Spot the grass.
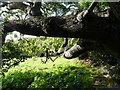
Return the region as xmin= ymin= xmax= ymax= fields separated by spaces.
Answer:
xmin=2 ymin=57 xmax=96 ymax=89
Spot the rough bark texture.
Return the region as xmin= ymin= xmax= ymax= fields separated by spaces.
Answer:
xmin=3 ymin=2 xmax=120 ymax=58
xmin=108 ymin=2 xmax=120 ymax=22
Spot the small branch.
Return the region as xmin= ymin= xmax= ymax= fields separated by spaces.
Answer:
xmin=83 ymin=0 xmax=98 ymax=17
xmin=77 ymin=0 xmax=98 ymax=21
xmin=57 ymin=38 xmax=68 ymax=55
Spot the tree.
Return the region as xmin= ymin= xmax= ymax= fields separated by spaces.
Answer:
xmin=2 ymin=1 xmax=120 ymax=58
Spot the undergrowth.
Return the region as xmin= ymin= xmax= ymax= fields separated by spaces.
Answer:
xmin=2 ymin=57 xmax=96 ymax=90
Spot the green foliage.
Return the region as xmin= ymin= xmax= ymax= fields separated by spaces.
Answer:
xmin=42 ymin=2 xmax=79 ymax=16
xmin=97 ymin=2 xmax=109 ymax=11
xmin=2 ymin=38 xmax=42 ymax=59
xmin=79 ymin=2 xmax=91 ymax=9
xmin=2 ymin=37 xmax=76 ymax=73
xmin=79 ymin=2 xmax=108 ymax=11
xmin=2 ymin=37 xmax=41 ymax=72
xmin=2 ymin=37 xmax=76 ymax=59
xmin=2 ymin=38 xmax=42 ymax=72
xmin=40 ymin=37 xmax=64 ymax=53
xmin=0 ymin=75 xmax=2 ymax=90
xmin=108 ymin=66 xmax=120 ymax=85
xmin=2 ymin=58 xmax=96 ymax=89
xmin=42 ymin=37 xmax=77 ymax=52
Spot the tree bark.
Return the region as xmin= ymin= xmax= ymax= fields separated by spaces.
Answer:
xmin=3 ymin=2 xmax=120 ymax=58
xmin=4 ymin=15 xmax=113 ymax=40
xmin=108 ymin=2 xmax=120 ymax=22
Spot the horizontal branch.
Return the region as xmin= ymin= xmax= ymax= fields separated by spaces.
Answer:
xmin=4 ymin=14 xmax=112 ymax=41
xmin=4 ymin=12 xmax=120 ymax=58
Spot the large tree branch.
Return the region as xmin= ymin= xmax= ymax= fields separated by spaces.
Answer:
xmin=4 ymin=15 xmax=112 ymax=40
xmin=3 ymin=11 xmax=120 ymax=58
xmin=2 ymin=2 xmax=120 ymax=59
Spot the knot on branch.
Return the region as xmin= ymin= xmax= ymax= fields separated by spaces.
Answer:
xmin=42 ymin=17 xmax=66 ymax=34
xmin=46 ymin=17 xmax=66 ymax=26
